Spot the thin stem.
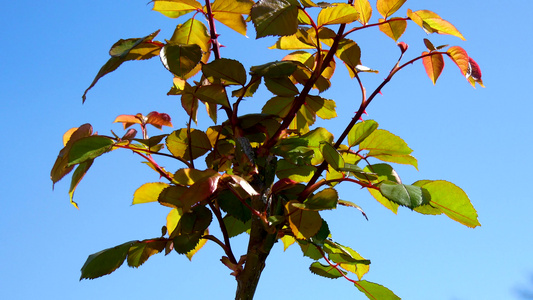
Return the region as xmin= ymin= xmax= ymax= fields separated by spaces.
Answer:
xmin=135 ymin=151 xmax=173 ymax=182
xmin=114 ymin=143 xmax=194 ymax=168
xmin=208 ymin=201 xmax=237 ymax=264
xmin=342 ymin=17 xmax=410 ymax=38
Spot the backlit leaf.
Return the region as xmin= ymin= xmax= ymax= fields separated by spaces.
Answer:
xmin=173 ymin=205 xmax=212 ymax=253
xmin=336 ymin=39 xmax=361 ymax=74
xmin=359 ymin=129 xmax=417 ymax=168
xmin=317 ymin=3 xmax=359 ymax=26
xmin=174 ymin=168 xmax=219 ymax=186
xmin=186 ymin=229 xmax=209 ymax=260
xmin=68 ymin=159 xmax=94 ymax=209
xmin=166 ymin=208 xmax=183 ymax=236
xmin=133 ymin=182 xmax=170 ymax=205
xmin=338 ymin=199 xmax=368 ymax=221
xmin=447 ymin=46 xmax=469 ymax=76
xmin=379 ymin=181 xmax=430 ymax=209
xmin=285 ymin=200 xmax=323 ymax=239
xmin=268 ymin=28 xmax=317 ymax=50
xmin=82 ymin=30 xmax=161 ymax=102
xmin=51 ymin=124 xmax=93 ymax=185
xmin=80 ymin=241 xmax=135 ymax=280
xmin=355 ymin=280 xmax=401 ymax=300
xmin=378 ymin=18 xmax=407 ymax=41
xmin=416 ymin=180 xmax=480 ymax=227
xmin=321 ymin=143 xmax=345 ymax=171
xmin=202 ymin=58 xmax=247 ymax=85
xmin=160 ymin=43 xmax=203 ymax=78
xmin=251 ymin=60 xmax=298 ymax=78
xmin=467 ymin=57 xmax=484 ymax=88
xmin=407 ymin=9 xmax=465 ymax=40
xmin=195 ymin=84 xmax=230 ymax=108
xmin=294 ymin=188 xmax=338 ymax=210
xmin=376 ymin=0 xmax=406 ymax=19
xmin=251 ymin=0 xmax=299 ymax=38
xmin=368 ymin=188 xmax=399 ymax=213
xmin=223 ymin=215 xmax=251 ymax=238
xmin=309 ymin=262 xmax=345 ymax=279
xmin=158 ymin=185 xmax=188 ymax=208
xmin=212 ymin=0 xmax=254 ymax=36
xmin=276 ymin=159 xmax=316 ymax=183
xmin=166 ymin=128 xmax=212 ymax=160
xmin=353 ymin=0 xmax=372 ymax=25
xmin=264 ymin=77 xmax=300 ymax=96
xmin=127 ymin=239 xmax=166 ymax=268
xmin=348 ymin=119 xmax=378 ymax=147
xmin=305 ymin=95 xmax=337 ymax=120
xmin=68 ymin=136 xmax=114 ymax=166
xmin=152 ymin=0 xmax=203 ymax=18
xmin=179 ymin=173 xmax=221 ymax=211
xmin=422 ymin=51 xmax=445 ymax=85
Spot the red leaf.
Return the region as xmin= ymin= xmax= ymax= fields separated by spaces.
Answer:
xmin=147 ymin=111 xmax=173 ymax=129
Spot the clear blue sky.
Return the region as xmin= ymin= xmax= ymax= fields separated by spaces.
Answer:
xmin=2 ymin=1 xmax=532 ymax=299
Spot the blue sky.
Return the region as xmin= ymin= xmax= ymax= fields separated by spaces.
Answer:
xmin=2 ymin=0 xmax=533 ymax=299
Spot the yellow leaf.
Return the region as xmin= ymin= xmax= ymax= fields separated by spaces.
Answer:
xmin=174 ymin=168 xmax=219 ymax=186
xmin=285 ymin=201 xmax=323 ymax=239
xmin=407 ymin=9 xmax=465 ymax=40
xmin=368 ymin=188 xmax=399 ymax=214
xmin=376 ymin=0 xmax=406 ymax=19
xmin=378 ymin=17 xmax=407 ymax=42
xmin=317 ymin=3 xmax=359 ymax=27
xmin=186 ymin=229 xmax=209 ymax=260
xmin=166 ymin=208 xmax=183 ymax=236
xmin=281 ymin=235 xmax=296 ymax=251
xmin=152 ymin=0 xmax=203 ymax=18
xmin=133 ymin=182 xmax=170 ymax=205
xmin=212 ymin=0 xmax=254 ymax=36
xmin=353 ymin=0 xmax=372 ymax=25
xmin=447 ymin=46 xmax=469 ymax=76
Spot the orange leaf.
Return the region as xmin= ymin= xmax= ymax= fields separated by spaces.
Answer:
xmin=422 ymin=51 xmax=444 ymax=85
xmin=114 ymin=114 xmax=143 ymax=129
xmin=447 ymin=46 xmax=469 ymax=76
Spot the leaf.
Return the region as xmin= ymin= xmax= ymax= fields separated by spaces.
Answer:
xmin=285 ymin=200 xmax=323 ymax=239
xmin=152 ymin=0 xmax=203 ymax=18
xmin=415 ymin=180 xmax=480 ymax=227
xmin=317 ymin=3 xmax=359 ymax=26
xmin=355 ymin=280 xmax=401 ymax=300
xmin=321 ymin=143 xmax=344 ymax=171
xmin=80 ymin=241 xmax=135 ymax=280
xmin=195 ymin=84 xmax=230 ymax=108
xmin=179 ymin=173 xmax=221 ymax=211
xmin=68 ymin=159 xmax=94 ymax=209
xmin=363 ymin=163 xmax=401 ymax=184
xmin=158 ymin=185 xmax=188 ymax=208
xmin=170 ymin=18 xmax=211 ymax=78
xmin=212 ymin=0 xmax=255 ymax=36
xmin=305 ymin=95 xmax=337 ymax=120
xmin=276 ymin=159 xmax=316 ymax=183
xmin=160 ymin=43 xmax=203 ymax=78
xmin=264 ymin=77 xmax=299 ymax=96
xmin=293 ymin=188 xmax=338 ymax=210
xmin=68 ymin=136 xmax=114 ymax=166
xmin=336 ymin=39 xmax=361 ymax=77
xmin=422 ymin=51 xmax=445 ymax=85
xmin=324 ymin=240 xmax=370 ymax=266
xmin=268 ymin=28 xmax=317 ymax=50
xmin=133 ymin=182 xmax=170 ymax=205
xmin=173 ymin=205 xmax=212 ymax=253
xmin=368 ymin=187 xmax=399 ymax=213
xmin=423 ymin=38 xmax=436 ymax=51
xmin=309 ymin=262 xmax=346 ymax=279
xmin=251 ymin=0 xmax=299 ymax=38
xmin=202 ymin=58 xmax=247 ymax=85
xmin=379 ymin=181 xmax=430 ymax=209
xmin=407 ymin=9 xmax=465 ymax=40
xmin=223 ymin=215 xmax=251 ymax=238
xmin=250 ymin=60 xmax=298 ymax=78
xmin=51 ymin=124 xmax=93 ymax=185
xmin=166 ymin=208 xmax=183 ymax=236
xmin=338 ymin=199 xmax=368 ymax=221
xmin=348 ymin=119 xmax=378 ymax=147
xmin=166 ymin=128 xmax=212 ymax=161
xmin=376 ymin=0 xmax=406 ymax=19
xmin=359 ymin=129 xmax=417 ymax=169
xmin=174 ymin=168 xmax=219 ymax=186
xmin=146 ymin=111 xmax=173 ymax=129
xmin=467 ymin=57 xmax=484 ymax=88
xmin=127 ymin=239 xmax=166 ymax=268
xmin=186 ymin=229 xmax=209 ymax=260
xmin=353 ymin=0 xmax=372 ymax=25
xmin=82 ymin=30 xmax=162 ymax=102
xmin=378 ymin=18 xmax=407 ymax=41
xmin=447 ymin=46 xmax=469 ymax=76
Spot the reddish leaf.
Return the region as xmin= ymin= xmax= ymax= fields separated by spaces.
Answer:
xmin=422 ymin=51 xmax=444 ymax=85
xmin=447 ymin=46 xmax=469 ymax=75
xmin=146 ymin=111 xmax=173 ymax=129
xmin=467 ymin=57 xmax=484 ymax=88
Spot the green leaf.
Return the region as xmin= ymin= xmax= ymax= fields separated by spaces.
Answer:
xmin=68 ymin=159 xmax=94 ymax=209
xmin=298 ymin=239 xmax=322 ymax=259
xmin=218 ymin=189 xmax=252 ymax=222
xmin=336 ymin=39 xmax=361 ymax=77
xmin=317 ymin=3 xmax=359 ymax=27
xmin=276 ymin=159 xmax=316 ymax=183
xmin=202 ymin=58 xmax=247 ymax=86
xmin=68 ymin=136 xmax=114 ymax=166
xmin=415 ymin=180 xmax=480 ymax=227
xmin=158 ymin=185 xmax=188 ymax=208
xmin=359 ymin=129 xmax=418 ymax=169
xmin=321 ymin=143 xmax=344 ymax=171
xmin=166 ymin=128 xmax=212 ymax=161
xmin=293 ymin=188 xmax=338 ymax=210
xmin=379 ymin=181 xmax=430 ymax=209
xmin=80 ymin=241 xmax=135 ymax=280
xmin=378 ymin=17 xmax=407 ymax=41
xmin=324 ymin=240 xmax=370 ymax=265
xmin=170 ymin=18 xmax=211 ymax=78
xmin=348 ymin=120 xmax=378 ymax=147
xmin=160 ymin=43 xmax=203 ymax=78
xmin=355 ymin=280 xmax=401 ymax=300
xmin=251 ymin=60 xmax=298 ymax=78
xmin=285 ymin=200 xmax=323 ymax=239
xmin=212 ymin=0 xmax=254 ymax=36
xmin=127 ymin=239 xmax=166 ymax=268
xmin=264 ymin=77 xmax=299 ymax=96
xmin=363 ymin=163 xmax=401 ymax=183
xmin=305 ymin=95 xmax=337 ymax=120
xmin=133 ymin=182 xmax=170 ymax=205
xmin=422 ymin=51 xmax=445 ymax=85
xmin=251 ymin=0 xmax=299 ymax=38
xmin=376 ymin=0 xmax=406 ymax=19
xmin=195 ymin=84 xmax=230 ymax=108
xmin=173 ymin=205 xmax=212 ymax=254
xmin=368 ymin=187 xmax=399 ymax=213
xmin=223 ymin=215 xmax=252 ymax=238
xmin=82 ymin=30 xmax=162 ymax=102
xmin=309 ymin=262 xmax=346 ymax=279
